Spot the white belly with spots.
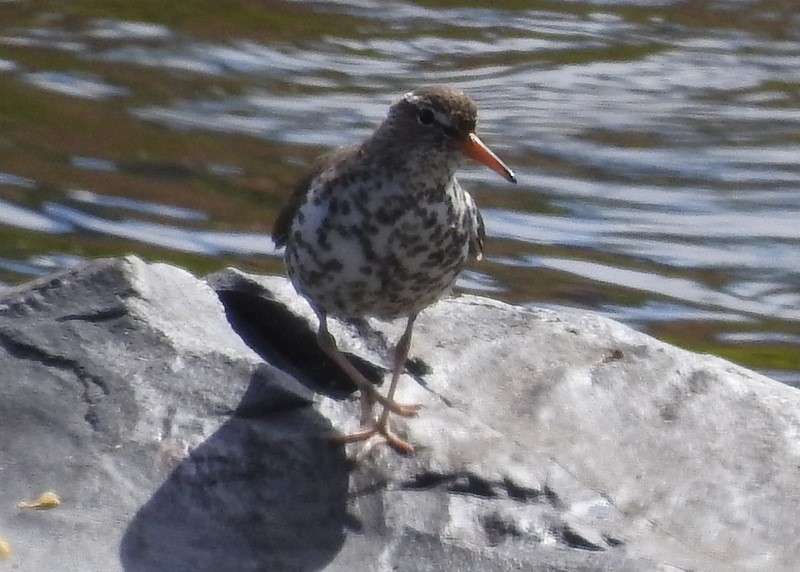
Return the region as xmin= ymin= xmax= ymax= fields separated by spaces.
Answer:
xmin=285 ymin=177 xmax=477 ymax=319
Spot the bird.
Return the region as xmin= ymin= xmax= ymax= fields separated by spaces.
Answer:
xmin=272 ymin=86 xmax=516 ymax=454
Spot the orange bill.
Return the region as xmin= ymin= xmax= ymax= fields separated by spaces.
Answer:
xmin=459 ymin=133 xmax=516 ymax=183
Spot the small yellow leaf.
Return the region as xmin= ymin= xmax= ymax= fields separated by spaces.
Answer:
xmin=0 ymin=536 xmax=10 ymax=559
xmin=18 ymin=491 xmax=61 ymax=510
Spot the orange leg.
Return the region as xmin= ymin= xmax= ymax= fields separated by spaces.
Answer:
xmin=315 ymin=314 xmax=420 ymax=417
xmin=321 ymin=314 xmax=418 ymax=454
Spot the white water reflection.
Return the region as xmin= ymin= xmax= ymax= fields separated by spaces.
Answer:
xmin=0 ymin=199 xmax=72 ymax=233
xmin=0 ymin=172 xmax=36 ymax=189
xmin=43 ymin=204 xmax=276 ymax=255
xmin=87 ymin=19 xmax=173 ymax=41
xmin=67 ymin=189 xmax=208 ymax=221
xmin=70 ymin=156 xmax=118 ymax=172
xmin=24 ymin=71 xmax=128 ymax=99
xmin=525 ymin=256 xmax=800 ymax=321
xmin=599 ymin=301 xmax=751 ymax=325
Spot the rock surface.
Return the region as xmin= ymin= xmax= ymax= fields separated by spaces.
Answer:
xmin=1 ymin=256 xmax=799 ymax=571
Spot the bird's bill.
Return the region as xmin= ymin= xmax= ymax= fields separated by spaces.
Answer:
xmin=459 ymin=133 xmax=517 ymax=183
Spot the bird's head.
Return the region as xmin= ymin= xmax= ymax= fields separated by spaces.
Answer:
xmin=382 ymin=86 xmax=516 ymax=184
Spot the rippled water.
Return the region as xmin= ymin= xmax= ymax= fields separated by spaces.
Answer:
xmin=1 ymin=1 xmax=798 ymax=385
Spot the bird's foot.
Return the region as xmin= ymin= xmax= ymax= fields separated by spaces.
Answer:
xmin=389 ymin=402 xmax=422 ymax=418
xmin=357 ymin=390 xmax=420 ymax=423
xmin=331 ymin=420 xmax=414 ymax=455
xmin=365 ymin=388 xmax=421 ymax=418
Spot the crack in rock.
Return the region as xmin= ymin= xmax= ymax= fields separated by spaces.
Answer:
xmin=560 ymin=520 xmax=608 ymax=552
xmin=400 ymin=470 xmax=544 ymax=502
xmin=56 ymin=306 xmax=128 ymax=323
xmin=0 ymin=330 xmax=110 ymax=432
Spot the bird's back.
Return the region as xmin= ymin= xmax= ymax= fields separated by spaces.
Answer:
xmin=272 ymin=145 xmax=359 ymax=248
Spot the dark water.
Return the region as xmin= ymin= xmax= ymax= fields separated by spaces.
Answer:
xmin=1 ymin=1 xmax=798 ymax=385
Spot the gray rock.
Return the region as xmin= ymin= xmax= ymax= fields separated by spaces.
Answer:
xmin=1 ymin=256 xmax=798 ymax=571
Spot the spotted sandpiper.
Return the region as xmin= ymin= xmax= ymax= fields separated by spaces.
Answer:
xmin=272 ymin=86 xmax=516 ymax=453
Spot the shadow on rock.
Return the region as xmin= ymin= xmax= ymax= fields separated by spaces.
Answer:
xmin=120 ymin=365 xmax=350 ymax=572
xmin=207 ymin=269 xmax=386 ymax=395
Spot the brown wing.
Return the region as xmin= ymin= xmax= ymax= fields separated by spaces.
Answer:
xmin=272 ymin=168 xmax=319 ymax=248
xmin=271 ymin=145 xmax=358 ymax=247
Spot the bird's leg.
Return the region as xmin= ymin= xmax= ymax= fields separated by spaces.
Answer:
xmin=354 ymin=315 xmax=420 ymax=452
xmin=376 ymin=314 xmax=416 ymax=428
xmin=320 ymin=313 xmax=418 ymax=455
xmin=359 ymin=388 xmax=375 ymax=427
xmin=315 ymin=314 xmax=420 ymax=417
xmin=338 ymin=315 xmax=419 ymax=454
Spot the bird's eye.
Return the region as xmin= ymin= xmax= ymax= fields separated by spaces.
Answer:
xmin=417 ymin=107 xmax=435 ymax=126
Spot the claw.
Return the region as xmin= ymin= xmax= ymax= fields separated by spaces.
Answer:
xmin=372 ymin=393 xmax=420 ymax=418
xmin=394 ymin=403 xmax=422 ymax=417
xmin=330 ymin=420 xmax=414 ymax=455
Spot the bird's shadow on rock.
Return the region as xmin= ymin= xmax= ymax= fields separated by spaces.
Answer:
xmin=206 ymin=269 xmax=432 ymax=393
xmin=207 ymin=269 xmax=386 ymax=395
xmin=120 ymin=365 xmax=350 ymax=572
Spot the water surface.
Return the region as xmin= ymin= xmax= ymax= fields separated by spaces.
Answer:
xmin=1 ymin=0 xmax=798 ymax=384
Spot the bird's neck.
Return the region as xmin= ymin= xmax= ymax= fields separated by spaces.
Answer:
xmin=362 ymin=128 xmax=462 ymax=193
